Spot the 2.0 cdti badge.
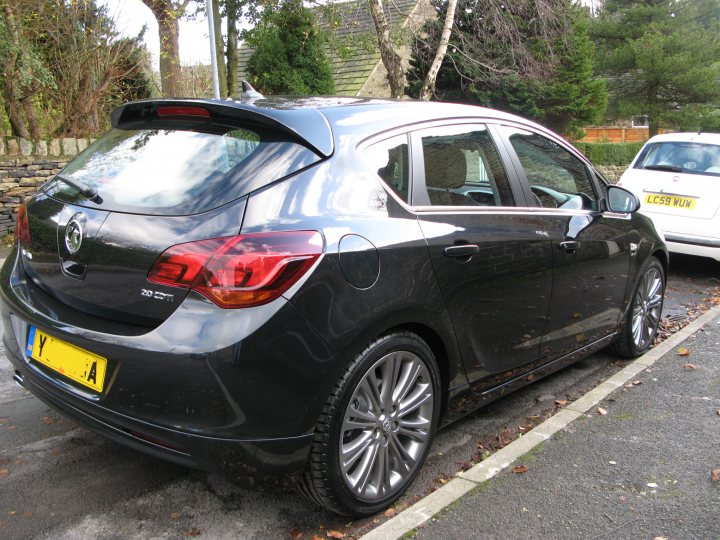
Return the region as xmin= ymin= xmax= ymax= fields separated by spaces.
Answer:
xmin=1 ymin=97 xmax=667 ymax=516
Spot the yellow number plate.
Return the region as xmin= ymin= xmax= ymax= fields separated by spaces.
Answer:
xmin=644 ymin=193 xmax=696 ymax=209
xmin=26 ymin=327 xmax=107 ymax=392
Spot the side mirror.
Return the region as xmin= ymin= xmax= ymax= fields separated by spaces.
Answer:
xmin=606 ymin=185 xmax=640 ymax=213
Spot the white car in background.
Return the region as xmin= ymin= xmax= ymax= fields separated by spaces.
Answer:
xmin=618 ymin=132 xmax=720 ymax=261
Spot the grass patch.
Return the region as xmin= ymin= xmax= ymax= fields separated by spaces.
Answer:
xmin=517 ymin=446 xmax=544 ymax=464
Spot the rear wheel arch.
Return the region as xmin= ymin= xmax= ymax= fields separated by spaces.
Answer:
xmin=651 ymin=249 xmax=669 ymax=279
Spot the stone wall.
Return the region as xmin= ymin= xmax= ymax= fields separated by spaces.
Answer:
xmin=0 ymin=137 xmax=94 ymax=238
xmin=596 ymin=165 xmax=629 ymax=183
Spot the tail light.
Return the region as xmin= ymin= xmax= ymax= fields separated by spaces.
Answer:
xmin=16 ymin=203 xmax=30 ymax=244
xmin=148 ymin=231 xmax=323 ymax=308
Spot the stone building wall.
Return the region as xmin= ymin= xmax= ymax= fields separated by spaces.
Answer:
xmin=0 ymin=137 xmax=93 ymax=238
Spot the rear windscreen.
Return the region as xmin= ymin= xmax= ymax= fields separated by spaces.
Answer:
xmin=44 ymin=127 xmax=321 ymax=215
xmin=634 ymin=141 xmax=720 ymax=177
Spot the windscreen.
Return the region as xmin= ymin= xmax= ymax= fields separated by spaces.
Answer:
xmin=633 ymin=141 xmax=720 ymax=177
xmin=44 ymin=126 xmax=320 ymax=215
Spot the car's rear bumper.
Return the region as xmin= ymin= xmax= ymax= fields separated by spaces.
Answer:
xmin=664 ymin=238 xmax=720 ymax=261
xmin=0 ymin=246 xmax=337 ymax=479
xmin=637 ymin=212 xmax=720 ymax=261
xmin=8 ymin=356 xmax=313 ymax=479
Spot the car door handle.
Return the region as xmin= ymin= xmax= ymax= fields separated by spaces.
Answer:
xmin=559 ymin=240 xmax=580 ymax=254
xmin=443 ymin=244 xmax=480 ymax=258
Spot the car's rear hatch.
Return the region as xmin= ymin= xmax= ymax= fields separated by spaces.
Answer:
xmin=623 ymin=139 xmax=720 ymax=220
xmin=15 ymin=99 xmax=330 ymax=328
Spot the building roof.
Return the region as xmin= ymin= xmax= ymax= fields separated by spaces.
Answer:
xmin=237 ymin=0 xmax=422 ymax=96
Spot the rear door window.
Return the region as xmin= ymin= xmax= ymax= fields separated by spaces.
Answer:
xmin=416 ymin=124 xmax=515 ymax=207
xmin=46 ymin=127 xmax=321 ymax=215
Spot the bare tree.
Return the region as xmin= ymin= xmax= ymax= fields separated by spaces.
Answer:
xmin=0 ymin=2 xmax=48 ymax=138
xmin=418 ymin=0 xmax=456 ymax=100
xmin=367 ymin=0 xmax=407 ymax=98
xmin=211 ymin=0 xmax=228 ymax=96
xmin=141 ymin=0 xmax=191 ymax=96
xmin=225 ymin=0 xmax=240 ymax=96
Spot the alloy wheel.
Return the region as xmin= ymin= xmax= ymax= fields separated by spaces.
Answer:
xmin=339 ymin=350 xmax=434 ymax=501
xmin=631 ymin=266 xmax=663 ymax=350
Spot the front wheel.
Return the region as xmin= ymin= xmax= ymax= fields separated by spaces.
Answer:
xmin=298 ymin=332 xmax=441 ymax=516
xmin=613 ymin=257 xmax=665 ymax=358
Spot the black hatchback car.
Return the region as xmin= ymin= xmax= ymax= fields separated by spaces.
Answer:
xmin=1 ymin=97 xmax=666 ymax=516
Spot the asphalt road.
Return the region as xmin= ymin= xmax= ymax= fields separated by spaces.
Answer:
xmin=0 ymin=253 xmax=718 ymax=540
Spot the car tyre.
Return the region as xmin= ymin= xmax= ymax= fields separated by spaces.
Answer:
xmin=298 ymin=332 xmax=441 ymax=516
xmin=612 ymin=257 xmax=665 ymax=358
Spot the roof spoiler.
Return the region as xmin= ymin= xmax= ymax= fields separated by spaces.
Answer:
xmin=110 ymin=98 xmax=333 ymax=158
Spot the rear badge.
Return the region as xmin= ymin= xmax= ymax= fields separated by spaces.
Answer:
xmin=141 ymin=289 xmax=175 ymax=302
xmin=65 ymin=214 xmax=85 ymax=255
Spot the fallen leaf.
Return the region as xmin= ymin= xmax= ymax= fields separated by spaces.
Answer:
xmin=711 ymin=469 xmax=720 ymax=482
xmin=439 ymin=478 xmax=448 ymax=484
xmin=0 ymin=469 xmax=8 ymax=478
xmin=555 ymin=399 xmax=568 ymax=406
xmin=289 ymin=528 xmax=303 ymax=539
xmin=677 ymin=347 xmax=690 ymax=356
xmin=327 ymin=531 xmax=345 ymax=539
xmin=311 ymin=537 xmax=325 ymax=540
xmin=170 ymin=512 xmax=180 ymax=520
xmin=23 ymin=512 xmax=33 ymax=518
xmin=512 ymin=465 xmax=529 ymax=474
xmin=683 ymin=363 xmax=697 ymax=370
xmin=183 ymin=530 xmax=201 ymax=538
xmin=632 ymin=380 xmax=642 ymax=386
xmin=383 ymin=508 xmax=397 ymax=518
xmin=597 ymin=407 xmax=608 ymax=415
xmin=41 ymin=416 xmax=54 ymax=425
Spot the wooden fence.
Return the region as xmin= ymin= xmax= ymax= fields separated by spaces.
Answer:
xmin=580 ymin=127 xmax=666 ymax=143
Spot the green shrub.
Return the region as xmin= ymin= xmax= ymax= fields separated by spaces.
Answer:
xmin=572 ymin=142 xmax=644 ymax=165
xmin=246 ymin=0 xmax=334 ymax=95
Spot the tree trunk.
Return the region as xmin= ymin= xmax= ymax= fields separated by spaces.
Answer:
xmin=2 ymin=77 xmax=30 ymax=139
xmin=211 ymin=0 xmax=227 ymax=96
xmin=143 ymin=1 xmax=184 ymax=96
xmin=21 ymin=97 xmax=40 ymax=139
xmin=226 ymin=0 xmax=239 ymax=96
xmin=419 ymin=0 xmax=457 ymax=101
xmin=367 ymin=0 xmax=406 ymax=98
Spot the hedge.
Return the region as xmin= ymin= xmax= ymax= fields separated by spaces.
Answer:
xmin=571 ymin=141 xmax=644 ymax=166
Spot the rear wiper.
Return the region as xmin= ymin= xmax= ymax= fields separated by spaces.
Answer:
xmin=54 ymin=174 xmax=102 ymax=203
xmin=643 ymin=164 xmax=682 ymax=173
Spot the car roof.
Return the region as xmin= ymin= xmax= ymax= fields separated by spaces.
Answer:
xmin=112 ymin=96 xmax=571 ymax=159
xmin=645 ymin=132 xmax=720 ymax=145
xmin=243 ymin=96 xmax=550 ymax=137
